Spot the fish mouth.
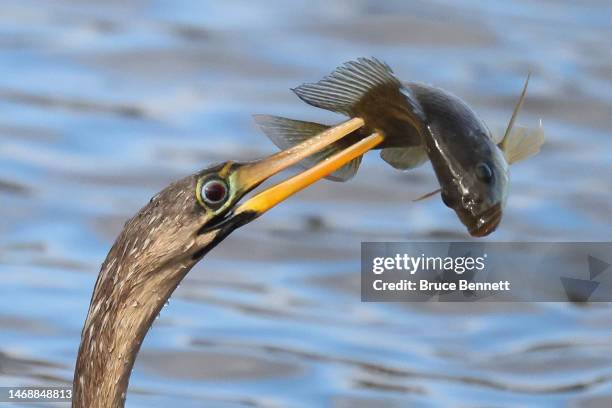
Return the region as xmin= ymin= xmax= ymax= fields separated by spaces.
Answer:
xmin=469 ymin=203 xmax=502 ymax=237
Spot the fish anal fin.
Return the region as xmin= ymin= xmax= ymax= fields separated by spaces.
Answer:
xmin=380 ymin=146 xmax=428 ymax=170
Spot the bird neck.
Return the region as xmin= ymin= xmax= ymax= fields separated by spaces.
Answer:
xmin=72 ymin=256 xmax=193 ymax=408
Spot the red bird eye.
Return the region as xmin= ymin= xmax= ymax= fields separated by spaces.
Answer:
xmin=201 ymin=179 xmax=228 ymax=205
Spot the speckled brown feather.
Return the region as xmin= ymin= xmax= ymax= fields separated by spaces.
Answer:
xmin=72 ymin=173 xmax=218 ymax=408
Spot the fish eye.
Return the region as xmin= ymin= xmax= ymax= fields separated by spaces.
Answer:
xmin=197 ymin=178 xmax=229 ymax=208
xmin=475 ymin=162 xmax=493 ymax=183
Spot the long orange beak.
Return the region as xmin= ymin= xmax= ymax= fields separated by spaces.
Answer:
xmin=234 ymin=131 xmax=384 ymax=218
xmin=232 ymin=117 xmax=367 ymax=193
xmin=207 ymin=117 xmax=384 ymax=231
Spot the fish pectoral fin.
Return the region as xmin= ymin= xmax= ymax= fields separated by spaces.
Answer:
xmin=499 ymin=73 xmax=531 ymax=151
xmin=494 ymin=120 xmax=545 ymax=165
xmin=254 ymin=114 xmax=362 ymax=182
xmin=380 ymin=146 xmax=428 ymax=170
xmin=413 ymin=188 xmax=442 ymax=202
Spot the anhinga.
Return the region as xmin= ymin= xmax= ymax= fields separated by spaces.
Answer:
xmin=72 ymin=118 xmax=383 ymax=408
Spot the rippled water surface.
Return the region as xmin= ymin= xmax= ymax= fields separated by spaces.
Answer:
xmin=2 ymin=1 xmax=612 ymax=407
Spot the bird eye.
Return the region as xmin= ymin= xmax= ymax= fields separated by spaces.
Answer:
xmin=199 ymin=178 xmax=228 ymax=206
xmin=475 ymin=162 xmax=493 ymax=183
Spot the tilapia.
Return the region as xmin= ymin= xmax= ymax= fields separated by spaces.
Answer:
xmin=255 ymin=58 xmax=544 ymax=236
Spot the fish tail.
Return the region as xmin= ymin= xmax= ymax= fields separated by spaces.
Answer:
xmin=253 ymin=114 xmax=362 ymax=182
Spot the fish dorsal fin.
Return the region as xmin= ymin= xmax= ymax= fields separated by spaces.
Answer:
xmin=292 ymin=58 xmax=426 ymax=123
xmin=253 ymin=114 xmax=362 ymax=182
xmin=380 ymin=146 xmax=428 ymax=170
xmin=413 ymin=188 xmax=442 ymax=202
xmin=500 ymin=120 xmax=545 ymax=165
xmin=499 ymin=73 xmax=531 ymax=152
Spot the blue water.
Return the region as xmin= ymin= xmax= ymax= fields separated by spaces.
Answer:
xmin=1 ymin=0 xmax=612 ymax=406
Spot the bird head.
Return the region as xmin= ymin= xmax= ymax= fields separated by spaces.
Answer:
xmin=124 ymin=156 xmax=320 ymax=274
xmin=73 ymin=118 xmax=382 ymax=407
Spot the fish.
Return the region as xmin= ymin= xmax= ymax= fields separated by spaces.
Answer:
xmin=255 ymin=58 xmax=544 ymax=237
